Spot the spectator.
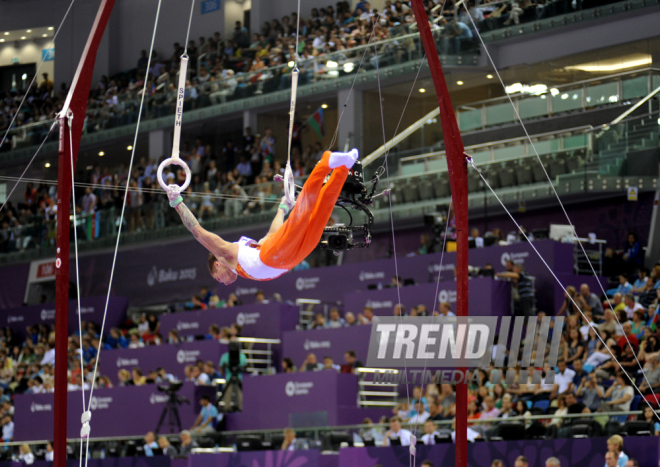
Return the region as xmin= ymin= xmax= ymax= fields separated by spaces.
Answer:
xmin=282 ymin=357 xmax=297 ymax=373
xmin=605 ymin=452 xmax=618 ymax=467
xmin=326 ymin=308 xmax=346 ymax=328
xmin=143 ymin=432 xmax=159 ymax=456
xmin=345 ymin=312 xmax=358 ymax=326
xmin=18 ymin=445 xmax=34 ymax=465
xmin=600 ymin=374 xmax=633 ymax=412
xmin=421 ymin=420 xmax=440 ymax=445
xmin=309 ymin=314 xmax=326 ymax=329
xmin=514 ymin=456 xmax=529 ymax=467
xmin=577 ymin=284 xmax=604 ymax=316
xmin=300 ymin=353 xmax=323 ymax=372
xmin=545 ymin=458 xmax=561 ymax=467
xmin=322 ymin=356 xmax=340 ymax=372
xmin=497 ymin=262 xmax=535 ymax=317
xmin=576 ymin=373 xmax=604 ymax=412
xmin=191 ymin=365 xmax=210 ymax=385
xmin=158 ymin=436 xmax=178 ymax=458
xmin=605 ymin=435 xmax=629 ymax=467
xmin=2 ymin=414 xmax=14 ymax=441
xmin=178 ymin=430 xmax=199 ymax=457
xmin=409 ymin=400 xmax=430 ymax=424
xmin=557 ymin=392 xmax=590 ymax=437
xmin=607 ymin=274 xmax=633 ymax=298
xmin=638 ymin=406 xmax=660 ymax=435
xmin=132 ymin=368 xmax=147 ymax=386
xmin=343 ymin=350 xmax=363 ymax=374
xmin=190 ymin=394 xmax=218 ymax=435
xmin=383 ymin=416 xmax=413 ymax=446
xmin=281 ymin=428 xmax=307 ymax=450
xmin=623 ymin=293 xmax=644 ymax=320
xmin=438 ymin=302 xmax=455 ymax=317
xmin=638 ymin=355 xmax=660 ymax=394
xmin=358 ymin=306 xmax=380 ymax=324
xmin=622 ymin=233 xmax=643 ymax=274
xmin=555 ymin=360 xmax=576 ymax=394
xmin=45 ymin=441 xmax=54 ymax=462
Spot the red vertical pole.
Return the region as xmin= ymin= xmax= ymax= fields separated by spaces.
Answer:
xmin=54 ymin=115 xmax=71 ymax=467
xmin=409 ymin=3 xmax=469 ymax=467
xmin=53 ymin=2 xmax=117 ymax=467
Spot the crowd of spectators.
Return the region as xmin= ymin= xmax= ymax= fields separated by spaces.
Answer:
xmin=0 ymin=124 xmax=330 ymax=252
xmin=2 ymin=0 xmax=611 ymax=155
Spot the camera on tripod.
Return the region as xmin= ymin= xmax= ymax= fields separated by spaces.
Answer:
xmin=423 ymin=205 xmax=450 ymax=250
xmin=220 ymin=341 xmax=245 ymax=412
xmin=155 ymin=381 xmax=189 ymax=434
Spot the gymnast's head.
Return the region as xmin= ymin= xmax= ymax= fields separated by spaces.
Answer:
xmin=208 ymin=253 xmax=237 ymax=285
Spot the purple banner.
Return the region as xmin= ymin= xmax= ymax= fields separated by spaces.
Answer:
xmin=159 ymin=303 xmax=299 ymax=340
xmin=3 ymin=296 xmax=128 ymax=336
xmin=339 ymin=437 xmax=660 ymax=467
xmin=226 ymin=372 xmax=389 ymax=431
xmin=0 ymin=238 xmax=575 ymax=309
xmin=101 ymin=340 xmax=227 ymax=384
xmin=228 ymin=239 xmax=573 ymax=308
xmin=282 ymin=326 xmax=372 ymax=368
xmin=342 ymin=278 xmax=511 ymax=316
xmin=10 ymin=459 xmax=170 ymax=467
xmin=14 ymin=382 xmax=213 ymax=440
xmin=189 ymin=451 xmax=324 ymax=467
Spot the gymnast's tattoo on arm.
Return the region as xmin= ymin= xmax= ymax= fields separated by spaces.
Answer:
xmin=175 ymin=202 xmax=200 ymax=234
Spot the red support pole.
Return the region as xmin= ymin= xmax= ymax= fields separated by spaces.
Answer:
xmin=54 ymin=115 xmax=71 ymax=467
xmin=408 ymin=3 xmax=469 ymax=467
xmin=54 ymin=2 xmax=116 ymax=467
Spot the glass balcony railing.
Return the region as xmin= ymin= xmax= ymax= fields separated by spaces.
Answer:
xmin=457 ymin=68 xmax=659 ymax=132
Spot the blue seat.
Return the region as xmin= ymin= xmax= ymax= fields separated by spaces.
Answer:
xmin=533 ymin=399 xmax=551 ymax=413
xmin=630 ymin=395 xmax=642 ymax=411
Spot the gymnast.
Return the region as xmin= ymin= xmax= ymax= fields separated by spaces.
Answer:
xmin=165 ymin=149 xmax=359 ymax=285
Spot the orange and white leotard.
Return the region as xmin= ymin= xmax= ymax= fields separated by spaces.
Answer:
xmin=232 ymin=236 xmax=288 ymax=281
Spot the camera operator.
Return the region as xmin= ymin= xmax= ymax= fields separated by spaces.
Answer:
xmin=219 ymin=336 xmax=247 ymax=411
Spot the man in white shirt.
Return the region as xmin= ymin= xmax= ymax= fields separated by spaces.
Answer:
xmin=438 ymin=302 xmax=456 ymax=317
xmin=192 ymin=366 xmax=210 ymax=386
xmin=554 ymin=360 xmax=576 ymax=395
xmin=623 ymin=293 xmax=644 ymax=319
xmin=421 ymin=420 xmax=440 ymax=445
xmin=41 ymin=342 xmax=55 ymax=366
xmin=383 ymin=416 xmax=413 ymax=446
xmin=2 ymin=414 xmax=14 ymax=441
xmin=409 ymin=400 xmax=430 ymax=425
xmin=470 ymin=228 xmax=484 ymax=248
xmin=450 ymin=418 xmax=481 ymax=443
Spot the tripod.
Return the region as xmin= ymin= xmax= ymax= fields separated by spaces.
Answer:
xmin=221 ymin=374 xmax=243 ymax=412
xmin=155 ymin=392 xmax=188 ymax=434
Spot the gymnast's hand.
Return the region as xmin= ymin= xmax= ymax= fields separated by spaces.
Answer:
xmin=166 ymin=184 xmax=183 ymax=207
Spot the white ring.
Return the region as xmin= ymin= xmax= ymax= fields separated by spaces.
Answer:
xmin=283 ymin=163 xmax=296 ymax=206
xmin=157 ymin=157 xmax=192 ymax=192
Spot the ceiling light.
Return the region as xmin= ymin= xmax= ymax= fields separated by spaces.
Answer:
xmin=321 ymin=104 xmax=328 ymax=109
xmin=419 ymin=88 xmax=426 ymax=93
xmin=3 ymin=32 xmax=9 ymax=36
xmin=343 ymin=62 xmax=354 ymax=73
xmin=20 ymin=36 xmax=26 ymax=40
xmin=45 ymin=162 xmax=51 ymax=168
xmin=287 ymin=61 xmax=295 ymax=67
xmin=48 ymin=27 xmax=54 ymax=31
xmin=550 ymin=88 xmax=559 ymax=96
xmin=456 ymin=81 xmax=464 ymax=85
xmin=326 ymin=60 xmax=338 ymax=68
xmin=42 ymin=34 xmax=48 ymax=38
xmin=127 ymin=145 xmax=133 ymax=151
xmin=506 ymin=83 xmax=523 ymax=94
xmin=0 ymin=39 xmax=4 ymax=43
xmin=26 ymin=30 xmax=32 ymax=33
xmin=98 ymin=151 xmax=105 ymax=156
xmin=486 ymin=74 xmax=493 ymax=79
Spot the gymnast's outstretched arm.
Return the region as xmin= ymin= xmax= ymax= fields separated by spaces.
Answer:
xmin=172 ymin=196 xmax=237 ymax=261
